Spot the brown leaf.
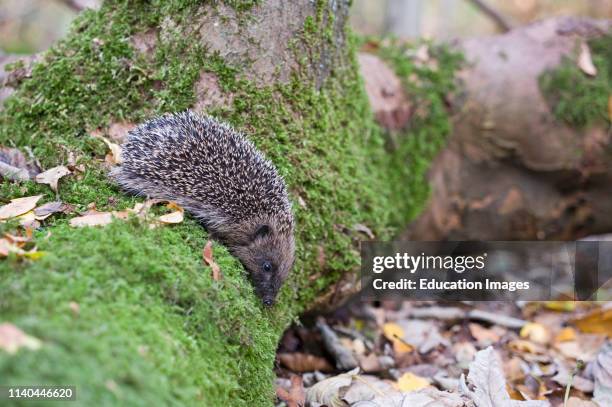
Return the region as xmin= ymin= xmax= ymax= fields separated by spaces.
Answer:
xmin=469 ymin=323 xmax=501 ymax=347
xmin=570 ymin=307 xmax=612 ymax=336
xmin=0 ymin=323 xmax=42 ymax=354
xmin=276 ymin=375 xmax=305 ymax=407
xmin=94 ymin=134 xmax=123 ymax=164
xmin=35 ymin=166 xmax=71 ymax=192
xmin=202 ymin=241 xmax=222 ymax=281
xmin=158 ymin=209 xmax=184 ymax=224
xmin=578 ymin=42 xmax=597 ymax=76
xmin=278 ymin=352 xmax=334 ymax=372
xmin=0 ymin=195 xmax=43 ymax=220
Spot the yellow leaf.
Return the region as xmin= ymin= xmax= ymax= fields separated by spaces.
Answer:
xmin=396 ymin=372 xmax=429 ymax=392
xmin=520 ymin=323 xmax=550 ymax=345
xmin=544 ymin=301 xmax=576 ymax=312
xmin=570 ymin=307 xmax=612 ymax=337
xmin=0 ymin=195 xmax=43 ymax=220
xmin=554 ymin=327 xmax=577 ymax=343
xmin=383 ymin=322 xmax=413 ymax=354
xmin=508 ymin=339 xmax=542 ymax=354
xmin=23 ymin=251 xmax=46 ymax=260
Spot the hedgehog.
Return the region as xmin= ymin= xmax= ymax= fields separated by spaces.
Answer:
xmin=110 ymin=111 xmax=295 ymax=306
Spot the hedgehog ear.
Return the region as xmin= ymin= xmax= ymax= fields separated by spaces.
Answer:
xmin=253 ymin=224 xmax=271 ymax=239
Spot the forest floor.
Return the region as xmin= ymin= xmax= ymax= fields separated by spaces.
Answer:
xmin=274 ymin=300 xmax=611 ymax=406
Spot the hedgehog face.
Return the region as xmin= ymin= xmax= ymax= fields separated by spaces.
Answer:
xmin=232 ymin=224 xmax=295 ymax=307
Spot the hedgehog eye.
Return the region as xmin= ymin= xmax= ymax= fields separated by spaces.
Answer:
xmin=262 ymin=261 xmax=272 ymax=273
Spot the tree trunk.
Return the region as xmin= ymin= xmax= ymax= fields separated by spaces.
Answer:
xmin=360 ymin=16 xmax=612 ymax=241
xmin=0 ymin=1 xmax=435 ymax=405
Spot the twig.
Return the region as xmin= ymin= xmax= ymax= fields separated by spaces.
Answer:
xmin=564 ymin=360 xmax=585 ymax=406
xmin=465 ymin=0 xmax=513 ymax=32
xmin=406 ymin=306 xmax=527 ymax=329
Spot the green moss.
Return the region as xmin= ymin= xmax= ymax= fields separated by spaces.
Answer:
xmin=372 ymin=38 xmax=464 ymax=221
xmin=0 ymin=220 xmax=279 ymax=405
xmin=539 ymin=34 xmax=611 ymax=128
xmin=0 ymin=2 xmax=461 ymax=406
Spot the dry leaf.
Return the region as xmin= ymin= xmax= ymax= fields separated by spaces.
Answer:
xmin=520 ymin=323 xmax=551 ymax=345
xmin=276 ymin=375 xmax=305 ymax=407
xmin=94 ymin=134 xmax=123 ymax=164
xmin=395 ymin=320 xmax=448 ymax=354
xmin=305 ymin=368 xmax=358 ymax=407
xmin=453 ymin=341 xmax=477 ymax=369
xmin=202 ymin=240 xmax=221 ymax=281
xmin=396 ymin=372 xmax=430 ymax=392
xmin=469 ymin=323 xmax=501 ymax=346
xmin=358 ymin=353 xmax=394 ymax=373
xmin=592 ymin=341 xmax=612 ymax=406
xmin=69 ymin=212 xmax=114 ymax=227
xmin=4 ymin=232 xmax=31 ymax=244
xmin=17 ymin=211 xmax=40 ymax=229
xmin=0 ymin=323 xmax=42 ymax=354
xmin=158 ymin=210 xmax=183 ymax=224
xmin=578 ymin=42 xmax=597 ymax=76
xmin=278 ymin=352 xmax=334 ymax=372
xmin=383 ymin=322 xmax=414 ymax=354
xmin=554 ymin=327 xmax=577 ymax=343
xmin=570 ymin=307 xmax=612 ymax=336
xmin=508 ymin=339 xmax=544 ymax=355
xmin=35 ymin=166 xmax=71 ymax=192
xmin=463 ymin=347 xmax=550 ymax=407
xmin=544 ymin=301 xmax=576 ymax=312
xmin=0 ymin=195 xmax=43 ymax=220
xmin=34 ymin=201 xmax=65 ymax=218
xmin=22 ymin=250 xmax=45 ymax=260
